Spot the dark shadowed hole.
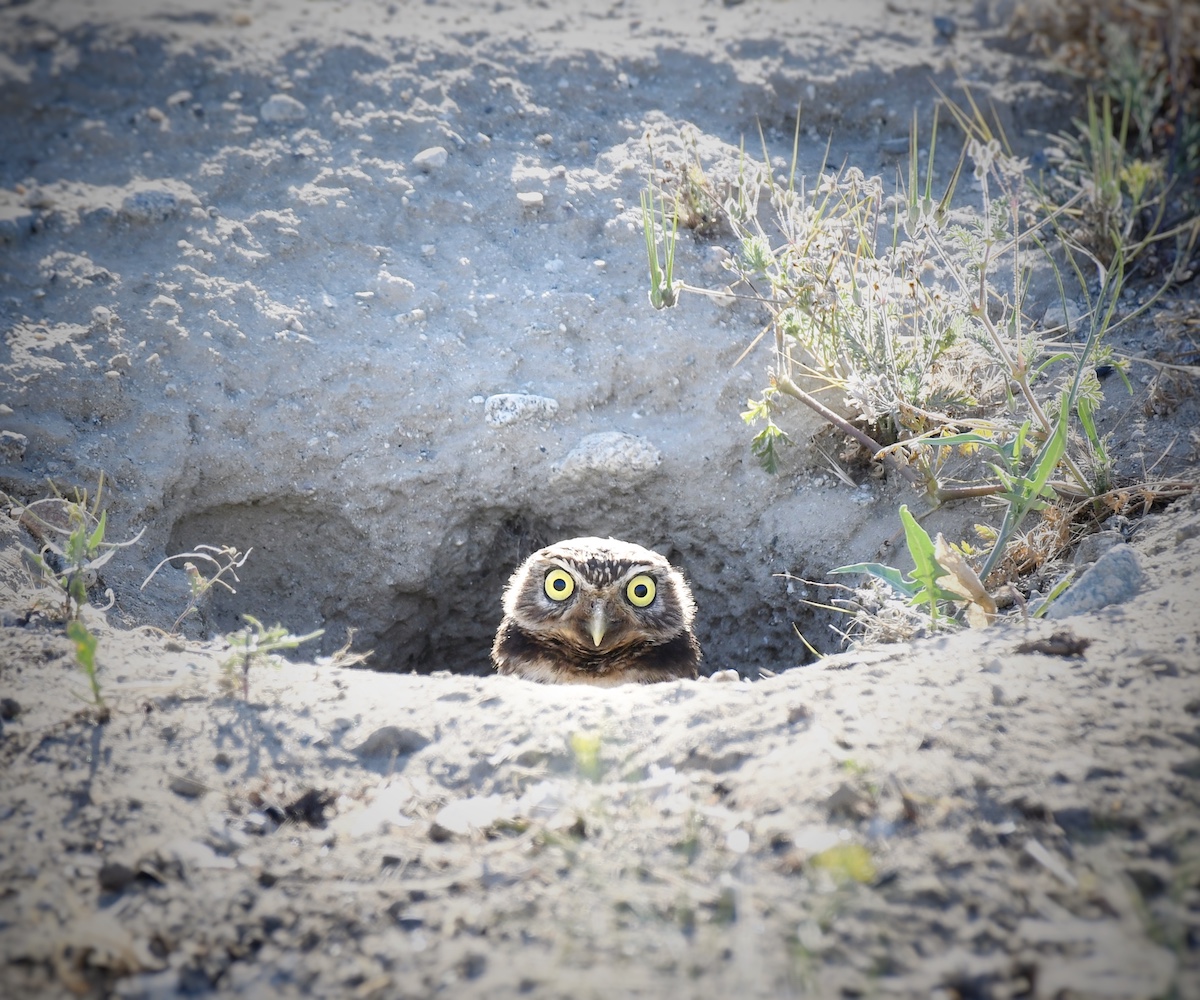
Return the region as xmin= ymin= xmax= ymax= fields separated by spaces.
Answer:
xmin=167 ymin=503 xmax=802 ymax=678
xmin=167 ymin=498 xmax=365 ymax=653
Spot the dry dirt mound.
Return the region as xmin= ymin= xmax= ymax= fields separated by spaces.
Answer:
xmin=1 ymin=491 xmax=1198 ymax=998
xmin=2 ymin=0 xmax=1199 ymax=997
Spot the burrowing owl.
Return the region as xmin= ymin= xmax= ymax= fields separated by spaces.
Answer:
xmin=491 ymin=536 xmax=701 ymax=685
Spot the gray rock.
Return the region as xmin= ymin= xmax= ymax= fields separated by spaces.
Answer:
xmin=553 ymin=431 xmax=661 ymax=483
xmin=168 ymin=775 xmax=208 ymax=799
xmin=353 ymin=724 xmax=431 ymax=758
xmin=121 ymin=188 xmax=181 ymax=223
xmin=0 ymin=431 xmax=26 ymax=463
xmin=1073 ymin=530 xmax=1125 ymax=568
xmin=484 ymin=392 xmax=559 ymax=427
xmin=1040 ymin=297 xmax=1088 ymax=334
xmin=1047 ymin=545 xmax=1144 ymax=619
xmin=259 ymin=93 xmax=308 ymax=124
xmin=98 ymin=860 xmax=138 ymax=892
xmin=932 ymin=15 xmax=957 ymax=39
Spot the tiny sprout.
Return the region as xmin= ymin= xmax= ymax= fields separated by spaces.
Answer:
xmin=67 ymin=619 xmax=105 ymax=709
xmin=221 ymin=614 xmax=324 ymax=700
xmin=142 ymin=543 xmax=253 ymax=635
xmin=18 ymin=476 xmax=144 ymax=620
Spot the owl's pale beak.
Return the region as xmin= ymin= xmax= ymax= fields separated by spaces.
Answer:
xmin=588 ymin=606 xmax=607 ymax=647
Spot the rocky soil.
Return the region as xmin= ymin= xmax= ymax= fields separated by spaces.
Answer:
xmin=1 ymin=0 xmax=1198 ymax=997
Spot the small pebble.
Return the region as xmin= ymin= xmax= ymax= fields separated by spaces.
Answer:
xmin=933 ymin=15 xmax=957 ymax=39
xmin=0 ymin=431 xmax=27 ymax=463
xmin=412 ymin=146 xmax=449 ymax=170
xmin=1073 ymin=530 xmax=1124 ymax=568
xmin=1175 ymin=522 xmax=1200 ymax=545
xmin=97 ymin=860 xmax=138 ymax=892
xmin=168 ymin=775 xmax=208 ymax=799
xmin=517 ymin=191 xmax=544 ymax=208
xmin=244 ymin=810 xmax=277 ymax=835
xmin=353 ymin=725 xmax=431 ymax=758
xmin=259 ymin=93 xmax=307 ymax=124
xmin=0 ymin=696 xmax=21 ymax=720
xmin=1047 ymin=545 xmax=1144 ymax=619
xmin=484 ymin=392 xmax=559 ymax=427
xmin=121 ymin=187 xmax=182 ymax=223
xmin=725 ymin=828 xmax=751 ymax=853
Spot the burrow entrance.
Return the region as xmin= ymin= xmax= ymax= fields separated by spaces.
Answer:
xmin=166 ymin=502 xmax=804 ymax=678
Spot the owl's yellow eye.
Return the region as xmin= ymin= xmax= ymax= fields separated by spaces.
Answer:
xmin=544 ymin=568 xmax=575 ymax=601
xmin=626 ymin=574 xmax=656 ymax=607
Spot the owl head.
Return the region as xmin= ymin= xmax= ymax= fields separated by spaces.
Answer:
xmin=499 ymin=536 xmax=696 ymax=657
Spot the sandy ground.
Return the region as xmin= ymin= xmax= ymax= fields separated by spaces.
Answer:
xmin=1 ymin=0 xmax=1199 ymax=997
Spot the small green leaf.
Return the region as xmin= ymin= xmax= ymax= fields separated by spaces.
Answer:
xmin=67 ymin=619 xmax=98 ymax=673
xmin=570 ymin=732 xmax=602 ymax=781
xmin=741 ymin=396 xmax=771 ymax=425
xmin=749 ymin=422 xmax=789 ymax=474
xmin=828 ymin=561 xmax=918 ymax=598
xmin=899 ymin=505 xmax=943 ymax=587
xmin=87 ymin=509 xmax=107 ymax=552
xmin=811 ymin=844 xmax=875 ymax=884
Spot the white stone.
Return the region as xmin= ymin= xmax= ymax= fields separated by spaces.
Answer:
xmin=0 ymin=431 xmax=27 ymax=462
xmin=517 ymin=191 xmax=544 ymax=208
xmin=412 ymin=146 xmax=449 ymax=170
xmin=484 ymin=392 xmax=559 ymax=427
xmin=434 ymin=795 xmax=511 ymax=835
xmin=553 ymin=431 xmax=662 ymax=482
xmin=373 ymin=267 xmax=415 ymax=306
xmin=259 ymin=93 xmax=307 ymax=124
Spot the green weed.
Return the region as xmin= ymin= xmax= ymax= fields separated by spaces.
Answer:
xmin=832 ymin=505 xmax=978 ymax=629
xmin=66 ymin=618 xmax=104 ymax=709
xmin=1039 ymin=90 xmax=1170 ymax=266
xmin=17 ymin=476 xmax=144 ymax=620
xmin=643 ymin=83 xmax=1198 ymax=641
xmin=641 ymin=185 xmax=679 ymax=309
xmin=570 ymin=731 xmax=603 ymax=782
xmin=221 ymin=614 xmax=323 ymax=699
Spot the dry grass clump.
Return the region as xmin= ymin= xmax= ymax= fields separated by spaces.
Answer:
xmin=642 ymin=66 xmax=1199 ymax=644
xmin=1015 ymin=0 xmax=1199 ymax=178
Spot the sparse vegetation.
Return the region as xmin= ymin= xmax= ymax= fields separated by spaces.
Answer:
xmin=642 ymin=72 xmax=1199 ymax=642
xmin=141 ymin=542 xmax=253 ymax=635
xmin=831 ymin=504 xmax=996 ymax=630
xmin=220 ymin=614 xmax=324 ymax=699
xmin=13 ymin=476 xmax=144 ymax=621
xmin=1015 ymin=0 xmax=1199 ymax=208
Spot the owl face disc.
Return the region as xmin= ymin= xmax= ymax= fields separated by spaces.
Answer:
xmin=491 ymin=536 xmax=701 ymax=685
